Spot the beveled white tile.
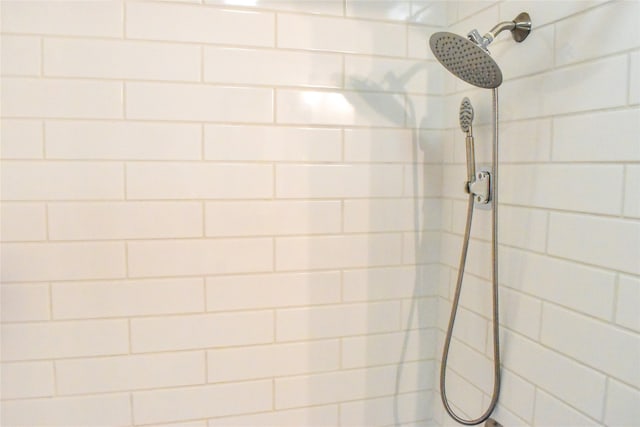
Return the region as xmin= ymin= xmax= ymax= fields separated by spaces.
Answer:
xmin=1 ymin=394 xmax=131 ymax=427
xmin=276 ymin=164 xmax=403 ymax=198
xmin=410 ymin=1 xmax=447 ymax=26
xmin=500 ymin=0 xmax=608 ymax=28
xmin=340 ymin=391 xmax=430 ymax=426
xmin=2 ymin=78 xmax=122 ymax=119
xmin=344 ymin=199 xmax=416 ymax=232
xmin=342 ymin=265 xmax=434 ymax=302
xmin=277 ymin=89 xmax=405 ymax=127
xmin=127 ymin=238 xmax=273 ymax=278
xmin=0 ymin=120 xmax=43 ymax=159
xmin=345 ymin=56 xmax=446 ymax=96
xmin=454 ymin=0 xmax=497 ymax=22
xmin=275 ymin=234 xmax=403 ymax=271
xmin=402 ymin=297 xmax=438 ymax=330
xmin=1 ymin=283 xmax=50 ymax=322
xmin=548 ymin=213 xmax=640 ymax=275
xmin=207 ymin=340 xmax=339 ymax=382
xmin=209 ymin=405 xmax=339 ymax=427
xmin=206 ymin=201 xmax=341 ymax=236
xmin=44 ymin=39 xmax=201 ymax=81
xmin=499 ymin=164 xmax=623 ymax=215
xmin=278 ymin=13 xmax=406 ymax=56
xmin=51 ymin=278 xmax=204 ymax=319
xmin=46 ymin=120 xmax=201 ymax=160
xmin=127 ymin=163 xmax=272 ymax=200
xmin=276 ymin=302 xmax=401 ymax=341
xmin=410 ymin=95 xmax=447 ymax=132
xmin=1 ymin=1 xmax=123 ymax=37
xmin=275 ymin=362 xmax=428 ymax=409
xmin=48 ymin=202 xmax=202 ymax=240
xmin=0 ymin=203 xmax=46 ymax=242
xmin=56 ymin=352 xmax=205 ymax=395
xmin=1 ymin=319 xmax=129 ymax=361
xmin=206 ymin=271 xmax=341 ymax=311
xmin=346 ymin=0 xmax=411 ymax=21
xmin=553 ymin=109 xmax=640 ymax=162
xmin=624 ymin=165 xmax=640 ymax=218
xmin=498 ymin=369 xmax=536 ymax=422
xmin=204 ymin=47 xmax=341 ymax=88
xmin=126 ymin=82 xmax=273 ymax=123
xmin=631 ymin=51 xmax=640 ymax=105
xmin=555 ymin=1 xmax=640 ymax=66
xmin=499 ymin=287 xmax=542 ymax=340
xmin=1 ymin=161 xmax=123 ymax=201
xmin=502 ymin=329 xmax=606 ymax=419
xmin=541 ymin=304 xmax=640 ymax=386
xmin=616 ymin=275 xmax=640 ymax=332
xmin=604 ymin=379 xmax=640 ymax=427
xmin=131 ymin=312 xmax=273 ymax=353
xmin=500 ymin=55 xmax=628 ymax=120
xmin=497 ymin=119 xmax=552 ymax=163
xmin=1 ymin=361 xmax=54 ymax=399
xmin=205 ymin=125 xmax=341 ymax=162
xmin=126 ymin=2 xmax=274 ymax=46
xmin=1 ymin=242 xmax=126 ymax=282
xmin=1 ymin=35 xmax=40 ymax=76
xmin=344 ymin=128 xmax=413 ymax=162
xmin=205 ymin=0 xmax=343 ymax=15
xmin=341 ymin=330 xmax=434 ymax=369
xmin=133 ymin=381 xmax=272 ymax=425
xmin=404 ymin=163 xmax=443 ymax=198
xmin=500 ymin=247 xmax=616 ymax=321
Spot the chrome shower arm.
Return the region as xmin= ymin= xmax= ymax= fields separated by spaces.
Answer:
xmin=485 ymin=21 xmax=516 ymax=43
xmin=468 ymin=12 xmax=532 ymax=50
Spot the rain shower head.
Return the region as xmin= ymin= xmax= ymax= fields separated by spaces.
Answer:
xmin=429 ymin=12 xmax=531 ymax=89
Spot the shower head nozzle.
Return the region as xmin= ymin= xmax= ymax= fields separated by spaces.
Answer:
xmin=429 ymin=31 xmax=503 ymax=89
xmin=459 ymin=97 xmax=474 ymax=133
xmin=429 ymin=12 xmax=531 ymax=89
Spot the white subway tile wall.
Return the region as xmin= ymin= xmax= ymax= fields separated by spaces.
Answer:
xmin=1 ymin=1 xmax=639 ymax=427
xmin=433 ymin=1 xmax=640 ymax=426
xmin=1 ymin=0 xmax=439 ymax=424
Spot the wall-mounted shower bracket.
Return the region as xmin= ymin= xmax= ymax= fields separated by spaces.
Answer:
xmin=467 ymin=166 xmax=492 ymax=208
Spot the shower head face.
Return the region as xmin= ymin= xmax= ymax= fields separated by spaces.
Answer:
xmin=459 ymin=97 xmax=474 ymax=133
xmin=429 ymin=32 xmax=503 ymax=89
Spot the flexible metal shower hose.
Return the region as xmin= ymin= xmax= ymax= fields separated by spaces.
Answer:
xmin=439 ymin=88 xmax=501 ymax=426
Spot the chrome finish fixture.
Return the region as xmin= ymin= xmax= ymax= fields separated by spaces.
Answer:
xmin=468 ymin=170 xmax=491 ymax=205
xmin=429 ymin=31 xmax=502 ymax=88
xmin=430 ymin=12 xmax=531 ymax=427
xmin=459 ymin=97 xmax=476 ymax=183
xmin=429 ymin=12 xmax=531 ymax=89
xmin=459 ymin=98 xmax=491 ymax=206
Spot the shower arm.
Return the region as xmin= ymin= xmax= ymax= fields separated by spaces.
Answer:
xmin=468 ymin=12 xmax=532 ymax=50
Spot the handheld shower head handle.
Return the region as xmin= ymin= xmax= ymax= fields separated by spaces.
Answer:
xmin=459 ymin=97 xmax=476 ymax=182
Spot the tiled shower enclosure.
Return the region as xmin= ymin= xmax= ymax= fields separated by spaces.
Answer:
xmin=1 ymin=0 xmax=639 ymax=426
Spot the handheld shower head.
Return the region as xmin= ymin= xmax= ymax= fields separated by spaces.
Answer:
xmin=459 ymin=97 xmax=476 ymax=182
xmin=459 ymin=97 xmax=474 ymax=134
xmin=429 ymin=12 xmax=531 ymax=88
